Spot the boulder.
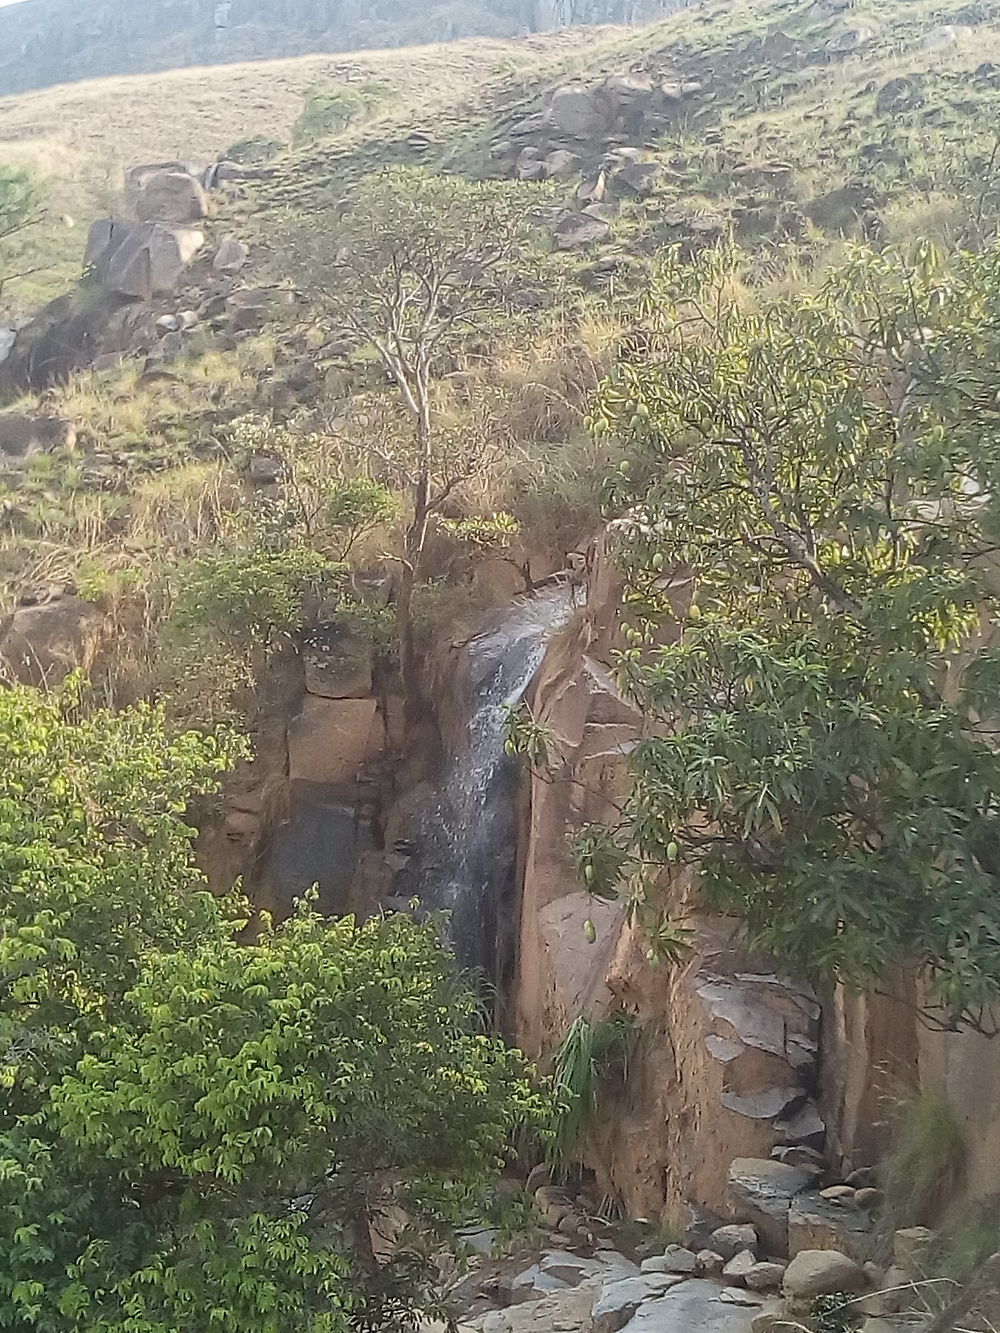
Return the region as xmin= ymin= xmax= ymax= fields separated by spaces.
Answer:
xmin=685 ymin=1207 xmax=727 ymax=1251
xmin=302 ymin=625 xmax=374 ymax=699
xmin=775 ymin=1102 xmax=827 ymax=1149
xmin=539 ymin=1249 xmax=598 ymax=1284
xmin=743 ymin=1263 xmax=786 ymax=1292
xmin=641 ymin=1247 xmax=698 ymax=1276
xmin=226 ymin=287 xmax=278 ymax=331
xmin=577 ymin=172 xmax=608 ymax=205
xmin=771 ymin=1145 xmax=825 ymax=1169
xmin=544 ymin=149 xmax=583 ymax=179
xmin=709 ymin=1226 xmax=760 ymax=1261
xmin=590 ymin=1273 xmax=685 ymax=1333
xmin=876 ymin=76 xmax=924 ymax=114
xmin=721 ymin=1088 xmax=805 ymax=1121
xmin=509 ymin=1265 xmax=571 ymax=1303
xmin=614 ymin=162 xmax=666 ymax=198
xmin=0 ymin=327 xmax=15 ymax=364
xmin=553 ymin=212 xmax=611 ymax=249
xmin=0 ymin=412 xmax=75 ymax=459
xmin=214 ymin=234 xmax=249 ymax=273
xmin=787 ymin=1191 xmax=875 ymax=1263
xmin=722 ymin=1251 xmax=758 ymax=1284
xmin=892 ymin=1227 xmax=932 ymax=1276
xmin=614 ymin=1278 xmax=760 ymax=1332
xmin=517 ymin=160 xmax=548 ymax=182
xmin=698 ymin=1251 xmax=725 ymax=1277
xmin=718 ymin=1288 xmax=765 ymax=1307
xmin=457 ymin=1226 xmax=497 ymax=1256
xmin=782 ymin=1250 xmax=868 ymax=1306
xmin=661 ymin=79 xmax=704 ymax=101
xmin=548 ymin=84 xmax=605 ymax=137
xmin=534 ymin=1184 xmax=574 ymax=1226
xmin=604 ymin=72 xmax=656 ymax=106
xmin=127 ymin=164 xmax=209 ymax=224
xmin=525 ymin=1163 xmax=552 ymax=1194
xmin=85 ymin=219 xmax=205 ymax=300
xmin=728 ymin=1159 xmax=814 ymax=1254
xmin=826 ymin=24 xmax=877 ymax=51
xmin=595 ymin=1252 xmax=641 ymax=1278
xmin=287 ymin=696 xmax=379 ymax=788
xmin=0 ymin=592 xmax=103 ymax=686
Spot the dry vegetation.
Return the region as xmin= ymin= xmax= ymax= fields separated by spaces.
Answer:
xmin=0 ymin=26 xmax=622 ymax=210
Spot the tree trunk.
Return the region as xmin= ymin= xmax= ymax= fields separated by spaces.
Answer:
xmin=396 ymin=560 xmax=424 ymax=723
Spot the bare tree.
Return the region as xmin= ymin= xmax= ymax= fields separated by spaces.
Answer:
xmin=294 ymin=166 xmax=543 ymax=717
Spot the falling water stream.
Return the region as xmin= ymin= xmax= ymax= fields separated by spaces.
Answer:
xmin=417 ymin=584 xmax=578 ymax=979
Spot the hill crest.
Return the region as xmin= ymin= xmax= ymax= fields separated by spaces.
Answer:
xmin=0 ymin=0 xmax=683 ymax=96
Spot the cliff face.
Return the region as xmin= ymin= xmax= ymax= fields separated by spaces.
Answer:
xmin=0 ymin=0 xmax=681 ymax=96
xmin=514 ymin=537 xmax=1000 ymax=1234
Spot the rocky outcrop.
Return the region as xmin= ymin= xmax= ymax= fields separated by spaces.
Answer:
xmin=514 ymin=540 xmax=827 ymax=1230
xmin=1 ymin=160 xmax=254 ymax=393
xmin=84 ymin=219 xmax=206 ymax=302
xmin=125 ymin=164 xmax=209 ymax=225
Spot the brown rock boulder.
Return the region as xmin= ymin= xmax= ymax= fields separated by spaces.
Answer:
xmin=0 ymin=413 xmax=76 ymax=460
xmin=287 ymin=696 xmax=380 ymax=789
xmin=0 ymin=592 xmax=104 ymax=685
xmin=85 ymin=219 xmax=205 ymax=300
xmin=127 ymin=164 xmax=209 ymax=224
xmin=782 ymin=1249 xmax=868 ymax=1307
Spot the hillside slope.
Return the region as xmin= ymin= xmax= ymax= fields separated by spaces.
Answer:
xmin=0 ymin=0 xmax=681 ymax=96
xmin=0 ymin=27 xmax=619 ymax=193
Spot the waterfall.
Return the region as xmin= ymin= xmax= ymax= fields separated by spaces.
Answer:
xmin=418 ymin=584 xmax=578 ymax=979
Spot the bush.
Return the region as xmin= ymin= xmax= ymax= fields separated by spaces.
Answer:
xmin=292 ymin=80 xmax=396 ymax=144
xmin=170 ymin=545 xmax=343 ymax=646
xmin=0 ymin=684 xmax=548 ymax=1331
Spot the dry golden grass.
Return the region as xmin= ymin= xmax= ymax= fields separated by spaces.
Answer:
xmin=0 ymin=26 xmax=622 ymax=214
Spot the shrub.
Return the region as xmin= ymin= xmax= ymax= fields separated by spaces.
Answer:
xmin=292 ymin=81 xmax=396 ymax=144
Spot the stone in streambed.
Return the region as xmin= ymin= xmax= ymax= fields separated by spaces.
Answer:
xmin=641 ymin=1246 xmax=698 ymax=1275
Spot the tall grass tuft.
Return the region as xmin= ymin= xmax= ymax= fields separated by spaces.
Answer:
xmin=881 ymin=1092 xmax=967 ymax=1230
xmin=548 ymin=1012 xmax=638 ymax=1169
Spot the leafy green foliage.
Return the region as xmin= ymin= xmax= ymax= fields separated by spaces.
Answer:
xmin=322 ymin=477 xmax=398 ymax=559
xmin=590 ymin=242 xmax=1000 ymax=1028
xmin=171 ymin=545 xmax=343 ymax=647
xmin=504 ymin=703 xmax=554 ymax=769
xmin=0 ymin=679 xmax=240 ymax=1107
xmin=0 ymin=688 xmax=547 ymax=1331
xmin=0 ymin=164 xmax=44 ymax=293
xmin=292 ymin=80 xmax=396 ymax=145
xmin=440 ymin=512 xmax=521 ymax=551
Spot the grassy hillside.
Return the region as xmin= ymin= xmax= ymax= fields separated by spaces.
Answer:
xmin=0 ymin=25 xmax=622 ymax=307
xmin=2 ymin=0 xmax=999 ymax=715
